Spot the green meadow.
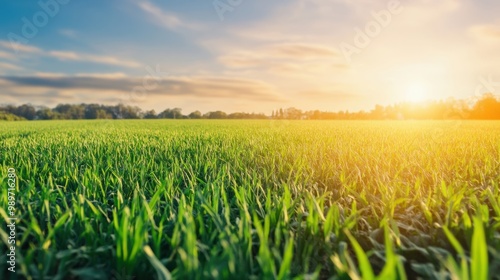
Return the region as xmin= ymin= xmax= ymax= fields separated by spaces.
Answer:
xmin=1 ymin=120 xmax=499 ymax=279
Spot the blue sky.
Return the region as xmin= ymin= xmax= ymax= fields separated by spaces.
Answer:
xmin=1 ymin=0 xmax=500 ymax=113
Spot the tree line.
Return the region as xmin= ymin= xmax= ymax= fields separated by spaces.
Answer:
xmin=1 ymin=93 xmax=500 ymax=121
xmin=0 ymin=103 xmax=268 ymax=121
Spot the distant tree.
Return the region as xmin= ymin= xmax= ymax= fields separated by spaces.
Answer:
xmin=204 ymin=111 xmax=227 ymax=119
xmin=371 ymin=104 xmax=385 ymax=119
xmin=14 ymin=104 xmax=36 ymax=120
xmin=2 ymin=94 xmax=500 ymax=121
xmin=228 ymin=112 xmax=244 ymax=119
xmin=126 ymin=106 xmax=142 ymax=119
xmin=68 ymin=104 xmax=85 ymax=119
xmin=286 ymin=107 xmax=302 ymax=119
xmin=188 ymin=110 xmax=202 ymax=119
xmin=0 ymin=112 xmax=25 ymax=121
xmin=1 ymin=105 xmax=17 ymax=115
xmin=36 ymin=107 xmax=61 ymax=120
xmin=471 ymin=93 xmax=500 ymax=119
xmin=227 ymin=112 xmax=267 ymax=119
xmin=159 ymin=108 xmax=182 ymax=119
xmin=84 ymin=104 xmax=102 ymax=119
xmin=112 ymin=104 xmax=141 ymax=119
xmin=53 ymin=104 xmax=70 ymax=114
xmin=172 ymin=108 xmax=182 ymax=119
xmin=96 ymin=109 xmax=112 ymax=119
xmin=144 ymin=110 xmax=157 ymax=119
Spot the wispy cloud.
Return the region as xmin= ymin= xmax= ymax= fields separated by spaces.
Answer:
xmin=219 ymin=43 xmax=340 ymax=66
xmin=269 ymin=43 xmax=339 ymax=59
xmin=296 ymin=89 xmax=359 ymax=101
xmin=0 ymin=41 xmax=42 ymax=54
xmin=0 ymin=74 xmax=284 ymax=102
xmin=0 ymin=62 xmax=22 ymax=71
xmin=48 ymin=51 xmax=141 ymax=68
xmin=469 ymin=24 xmax=500 ymax=40
xmin=267 ymin=61 xmax=348 ymax=76
xmin=59 ymin=29 xmax=77 ymax=38
xmin=0 ymin=50 xmax=16 ymax=60
xmin=0 ymin=41 xmax=140 ymax=68
xmin=218 ymin=52 xmax=264 ymax=68
xmin=218 ymin=43 xmax=345 ymax=77
xmin=31 ymin=72 xmax=129 ymax=79
xmin=137 ymin=0 xmax=197 ymax=31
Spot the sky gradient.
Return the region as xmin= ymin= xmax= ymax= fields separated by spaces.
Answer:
xmin=1 ymin=0 xmax=499 ymax=113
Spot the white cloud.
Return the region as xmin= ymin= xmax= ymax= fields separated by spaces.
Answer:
xmin=48 ymin=51 xmax=141 ymax=68
xmin=137 ymin=0 xmax=198 ymax=31
xmin=0 ymin=41 xmax=42 ymax=54
xmin=0 ymin=73 xmax=285 ymax=102
xmin=0 ymin=62 xmax=22 ymax=71
xmin=218 ymin=43 xmax=346 ymax=79
xmin=0 ymin=50 xmax=15 ymax=60
xmin=59 ymin=29 xmax=77 ymax=38
xmin=0 ymin=41 xmax=141 ymax=68
xmin=269 ymin=43 xmax=339 ymax=59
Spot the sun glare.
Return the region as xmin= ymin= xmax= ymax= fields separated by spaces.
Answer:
xmin=404 ymin=82 xmax=429 ymax=103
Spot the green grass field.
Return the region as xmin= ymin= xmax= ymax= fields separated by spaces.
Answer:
xmin=1 ymin=120 xmax=499 ymax=279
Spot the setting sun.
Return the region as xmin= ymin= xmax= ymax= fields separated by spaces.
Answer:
xmin=404 ymin=82 xmax=429 ymax=103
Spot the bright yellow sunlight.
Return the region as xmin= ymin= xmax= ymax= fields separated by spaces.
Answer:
xmin=404 ymin=82 xmax=429 ymax=103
